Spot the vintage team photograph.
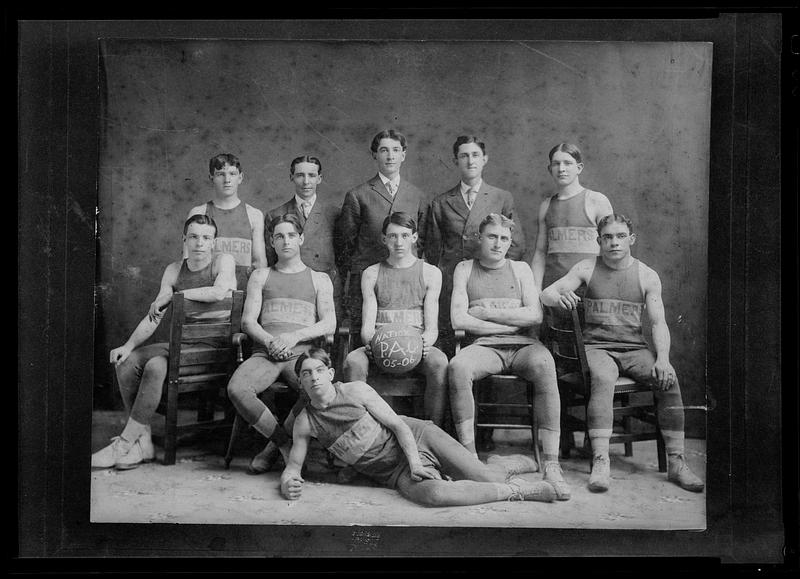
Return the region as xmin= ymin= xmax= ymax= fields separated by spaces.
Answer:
xmin=89 ymin=37 xmax=711 ymax=529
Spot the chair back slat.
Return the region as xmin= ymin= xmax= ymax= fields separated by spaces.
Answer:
xmin=181 ymin=322 xmax=232 ymax=341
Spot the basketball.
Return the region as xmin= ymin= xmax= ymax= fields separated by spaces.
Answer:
xmin=370 ymin=323 xmax=424 ymax=375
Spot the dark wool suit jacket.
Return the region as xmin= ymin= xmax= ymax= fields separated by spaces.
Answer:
xmin=264 ymin=196 xmax=343 ymax=296
xmin=425 ymin=182 xmax=526 ymax=277
xmin=336 ymin=174 xmax=429 ymax=277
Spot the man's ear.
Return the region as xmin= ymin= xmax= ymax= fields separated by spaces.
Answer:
xmin=629 ymin=233 xmax=636 ymax=246
xmin=298 ymin=233 xmax=305 ymax=246
xmin=576 ymin=163 xmax=584 ymax=174
xmin=596 ymin=235 xmax=602 ymax=246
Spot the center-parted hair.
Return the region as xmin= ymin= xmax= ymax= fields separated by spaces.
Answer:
xmin=184 ymin=213 xmax=218 ymax=237
xmin=209 ymin=153 xmax=242 ymax=176
xmin=381 ymin=211 xmax=418 ymax=235
xmin=290 ymin=155 xmax=323 ymax=177
xmin=268 ymin=213 xmax=304 ymax=237
xmin=597 ymin=213 xmax=634 ymax=235
xmin=295 ymin=347 xmax=333 ymax=375
xmin=548 ymin=143 xmax=583 ymax=165
xmin=478 ymin=212 xmax=516 ymax=235
xmin=370 ymin=129 xmax=407 ymax=153
xmin=452 ymin=135 xmax=486 ymax=158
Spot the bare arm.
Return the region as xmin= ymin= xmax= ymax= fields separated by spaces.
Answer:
xmin=468 ymin=261 xmax=541 ymax=327
xmin=180 ymin=254 xmax=236 ymax=302
xmin=356 ymin=383 xmax=440 ymax=481
xmin=359 ymin=265 xmax=380 ymax=347
xmin=240 ymin=268 xmax=274 ymax=347
xmin=109 ymin=261 xmax=180 ymax=366
xmin=540 ymin=259 xmax=595 ymax=310
xmin=588 ymin=191 xmax=614 ymax=225
xmin=531 ymin=198 xmax=551 ymax=292
xmin=247 ymin=205 xmax=269 ymax=270
xmin=421 ymin=263 xmax=442 ymax=355
xmin=280 ymin=410 xmax=311 ymax=500
xmin=641 ymin=265 xmax=676 ymax=391
xmin=450 ymin=261 xmax=520 ymax=335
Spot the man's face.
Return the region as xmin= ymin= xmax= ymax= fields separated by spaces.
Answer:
xmin=455 ymin=142 xmax=488 ymax=181
xmin=183 ymin=223 xmax=216 ymax=259
xmin=478 ymin=223 xmax=512 ymax=263
xmin=373 ymin=138 xmax=406 ymax=177
xmin=292 ymin=161 xmax=322 ymax=201
xmin=298 ymin=357 xmax=335 ymax=396
xmin=270 ymin=221 xmax=304 ymax=259
xmin=597 ymin=221 xmax=636 ymax=261
xmin=382 ymin=222 xmax=418 ymax=259
xmin=548 ymin=150 xmax=583 ymax=187
xmin=210 ymin=163 xmax=243 ymax=198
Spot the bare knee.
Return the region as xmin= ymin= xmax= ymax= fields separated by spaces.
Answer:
xmin=448 ymin=359 xmax=473 ymax=390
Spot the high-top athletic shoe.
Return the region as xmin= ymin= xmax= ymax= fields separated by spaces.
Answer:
xmin=588 ymin=454 xmax=611 ymax=493
xmin=542 ymin=461 xmax=571 ymax=501
xmin=114 ymin=439 xmax=152 ymax=470
xmin=507 ymin=478 xmax=557 ymax=502
xmin=91 ymin=436 xmax=132 ymax=469
xmin=487 ymin=453 xmax=539 ymax=477
xmin=667 ymin=454 xmax=705 ymax=492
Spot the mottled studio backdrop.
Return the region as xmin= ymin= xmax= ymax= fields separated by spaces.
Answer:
xmin=96 ymin=40 xmax=711 ymax=433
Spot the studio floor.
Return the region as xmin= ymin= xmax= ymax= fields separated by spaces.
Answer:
xmin=90 ymin=410 xmax=706 ymax=530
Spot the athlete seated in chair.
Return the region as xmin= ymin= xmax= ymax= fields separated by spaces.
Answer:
xmin=280 ymin=348 xmax=559 ymax=507
xmin=540 ymin=213 xmax=704 ymax=493
xmin=343 ymin=211 xmax=448 ymax=426
xmin=92 ymin=214 xmax=236 ymax=470
xmin=447 ymin=213 xmax=570 ymax=500
xmin=226 ymin=213 xmax=336 ymax=474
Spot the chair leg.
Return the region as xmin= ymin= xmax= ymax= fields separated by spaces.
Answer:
xmin=620 ymin=394 xmax=634 ymax=457
xmin=528 ymin=385 xmax=541 ymax=467
xmin=224 ymin=413 xmax=244 ymax=470
xmin=559 ymin=395 xmax=573 ymax=459
xmin=164 ymin=381 xmax=178 ymax=466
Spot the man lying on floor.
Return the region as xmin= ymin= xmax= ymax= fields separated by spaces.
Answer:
xmin=279 ymin=347 xmax=561 ymax=507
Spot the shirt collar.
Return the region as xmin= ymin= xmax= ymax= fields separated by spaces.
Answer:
xmin=460 ymin=179 xmax=482 ymax=195
xmin=295 ymin=194 xmax=317 ymax=209
xmin=378 ymin=173 xmax=400 ymax=190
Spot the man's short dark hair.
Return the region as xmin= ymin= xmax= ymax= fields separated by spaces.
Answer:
xmin=290 ymin=155 xmax=323 ymax=178
xmin=370 ymin=129 xmax=407 ymax=153
xmin=184 ymin=213 xmax=218 ymax=237
xmin=452 ymin=135 xmax=486 ymax=158
xmin=295 ymin=347 xmax=333 ymax=375
xmin=597 ymin=213 xmax=634 ymax=236
xmin=548 ymin=143 xmax=583 ymax=165
xmin=209 ymin=153 xmax=242 ymax=176
xmin=382 ymin=211 xmax=418 ymax=235
xmin=478 ymin=212 xmax=515 ymax=235
xmin=268 ymin=213 xmax=304 ymax=236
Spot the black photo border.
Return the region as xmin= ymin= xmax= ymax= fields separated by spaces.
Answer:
xmin=16 ymin=10 xmax=797 ymax=573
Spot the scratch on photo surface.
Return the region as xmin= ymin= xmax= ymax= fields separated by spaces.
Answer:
xmin=515 ymin=42 xmax=586 ymax=78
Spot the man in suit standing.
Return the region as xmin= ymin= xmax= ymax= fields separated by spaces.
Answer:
xmin=336 ymin=129 xmax=429 ymax=340
xmin=265 ymin=155 xmax=343 ymax=321
xmin=426 ymin=136 xmax=526 ymax=352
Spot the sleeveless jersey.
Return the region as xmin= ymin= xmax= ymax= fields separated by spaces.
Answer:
xmin=174 ymin=257 xmax=230 ymax=341
xmin=583 ymin=257 xmax=647 ymax=349
xmin=543 ymin=189 xmax=600 ymax=288
xmin=374 ymin=259 xmax=426 ymax=331
xmin=304 ymin=382 xmax=403 ymax=484
xmin=465 ymin=260 xmax=537 ymax=347
xmin=258 ymin=267 xmax=317 ymax=340
xmin=204 ymin=201 xmax=253 ymax=290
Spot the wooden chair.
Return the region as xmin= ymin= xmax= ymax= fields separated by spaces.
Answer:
xmin=547 ymin=305 xmax=666 ymax=472
xmin=453 ymin=330 xmax=541 ymax=465
xmin=152 ymin=290 xmax=244 ymax=466
xmin=335 ymin=272 xmax=426 ymax=417
xmin=222 ymin=332 xmax=334 ymax=469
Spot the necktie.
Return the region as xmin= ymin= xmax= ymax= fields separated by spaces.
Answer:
xmin=386 ymin=181 xmax=395 ymax=197
xmin=467 ymin=188 xmax=477 ymax=209
xmin=302 ymin=202 xmax=311 ymax=218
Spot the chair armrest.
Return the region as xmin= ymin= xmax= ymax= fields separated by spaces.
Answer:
xmin=232 ymin=332 xmax=250 ymax=363
xmin=454 ymin=329 xmax=466 ymax=355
